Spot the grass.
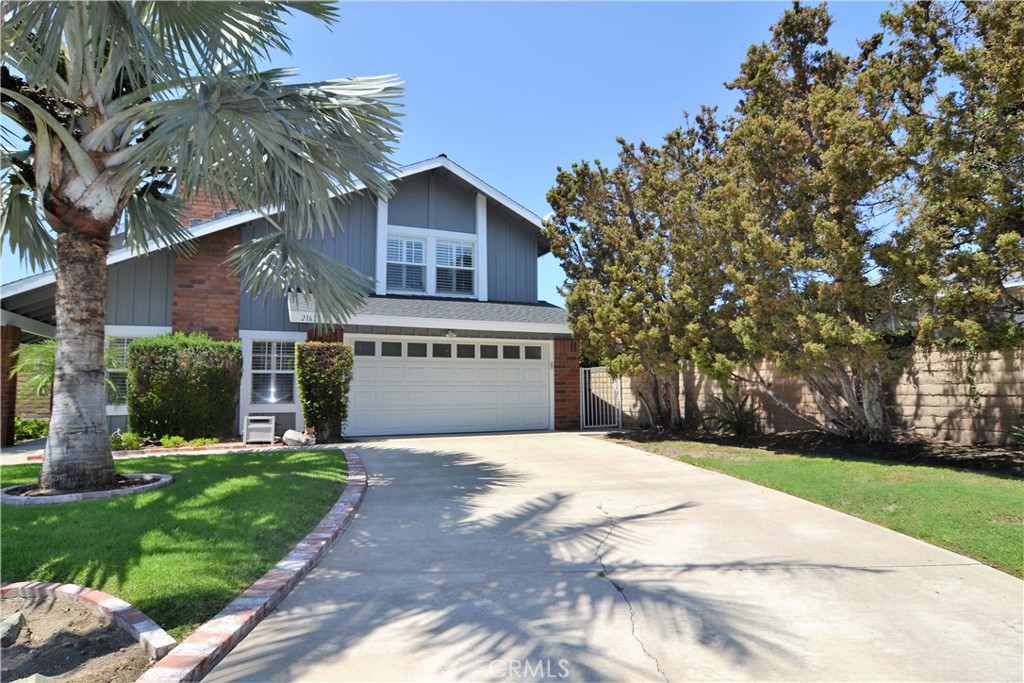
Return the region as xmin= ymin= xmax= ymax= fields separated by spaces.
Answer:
xmin=632 ymin=439 xmax=1024 ymax=577
xmin=0 ymin=450 xmax=347 ymax=640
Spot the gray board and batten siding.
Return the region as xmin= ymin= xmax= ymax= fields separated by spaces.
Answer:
xmin=239 ymin=190 xmax=377 ymax=333
xmin=106 ymin=251 xmax=174 ymax=326
xmin=388 ymin=171 xmax=476 ymax=234
xmin=487 ymin=199 xmax=538 ymax=303
xmin=0 ymin=250 xmax=174 ymax=329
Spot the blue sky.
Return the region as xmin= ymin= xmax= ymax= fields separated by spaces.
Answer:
xmin=1 ymin=1 xmax=891 ymax=306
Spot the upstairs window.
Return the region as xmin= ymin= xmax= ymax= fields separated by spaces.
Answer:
xmin=436 ymin=240 xmax=475 ymax=295
xmin=386 ymin=237 xmax=426 ymax=292
xmin=385 ymin=231 xmax=477 ymax=297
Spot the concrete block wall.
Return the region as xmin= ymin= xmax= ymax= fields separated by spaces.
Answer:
xmin=892 ymin=349 xmax=1023 ymax=445
xmin=623 ymin=349 xmax=1023 ymax=445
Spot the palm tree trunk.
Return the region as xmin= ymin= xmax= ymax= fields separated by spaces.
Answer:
xmin=40 ymin=230 xmax=115 ymax=492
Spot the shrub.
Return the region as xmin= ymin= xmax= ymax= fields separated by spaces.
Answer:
xmin=14 ymin=416 xmax=48 ymax=441
xmin=296 ymin=342 xmax=354 ymax=442
xmin=127 ymin=333 xmax=242 ymax=439
xmin=706 ymin=391 xmax=759 ymax=437
xmin=188 ymin=437 xmax=220 ymax=447
xmin=110 ymin=430 xmax=144 ymax=451
xmin=159 ymin=435 xmax=188 ymax=448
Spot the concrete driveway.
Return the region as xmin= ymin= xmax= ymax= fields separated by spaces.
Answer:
xmin=208 ymin=432 xmax=1022 ymax=682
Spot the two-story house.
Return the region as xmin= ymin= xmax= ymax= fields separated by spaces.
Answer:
xmin=0 ymin=156 xmax=581 ymax=444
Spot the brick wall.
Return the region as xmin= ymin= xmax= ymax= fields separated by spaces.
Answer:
xmin=1 ymin=325 xmax=20 ymax=446
xmin=179 ymin=188 xmax=233 ymax=226
xmin=15 ymin=374 xmax=50 ymax=419
xmin=553 ymin=338 xmax=580 ymax=430
xmin=171 ymin=226 xmax=241 ymax=341
xmin=623 ymin=349 xmax=1024 ymax=445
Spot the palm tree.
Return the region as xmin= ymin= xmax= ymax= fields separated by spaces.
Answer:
xmin=1 ymin=2 xmax=402 ymax=492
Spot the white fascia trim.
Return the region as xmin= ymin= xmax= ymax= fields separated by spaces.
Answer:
xmin=476 ymin=193 xmax=489 ymax=302
xmin=345 ymin=313 xmax=570 ymax=336
xmin=1 ymin=211 xmax=265 ymax=298
xmin=396 ymin=157 xmax=543 ymax=229
xmin=1 ymin=309 xmax=56 ymax=337
xmin=105 ymin=325 xmax=172 ymax=337
xmin=375 ymin=198 xmax=389 ymax=296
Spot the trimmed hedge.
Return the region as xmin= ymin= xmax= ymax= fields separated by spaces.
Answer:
xmin=127 ymin=333 xmax=242 ymax=439
xmin=296 ymin=342 xmax=354 ymax=441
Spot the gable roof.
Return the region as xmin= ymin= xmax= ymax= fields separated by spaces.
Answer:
xmin=1 ymin=155 xmax=547 ymax=298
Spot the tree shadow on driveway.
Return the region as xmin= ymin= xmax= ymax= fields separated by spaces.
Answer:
xmin=209 ymin=445 xmax=886 ymax=682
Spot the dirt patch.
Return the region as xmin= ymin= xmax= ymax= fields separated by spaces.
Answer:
xmin=1 ymin=597 xmax=152 ymax=683
xmin=608 ymin=429 xmax=1024 ymax=478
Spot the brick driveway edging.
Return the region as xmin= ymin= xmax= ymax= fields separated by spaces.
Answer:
xmin=0 ymin=581 xmax=178 ymax=659
xmin=136 ymin=446 xmax=367 ymax=682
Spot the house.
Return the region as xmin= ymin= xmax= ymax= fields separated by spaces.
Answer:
xmin=0 ymin=156 xmax=581 ymax=444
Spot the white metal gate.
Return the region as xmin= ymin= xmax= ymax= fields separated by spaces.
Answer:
xmin=580 ymin=367 xmax=622 ymax=429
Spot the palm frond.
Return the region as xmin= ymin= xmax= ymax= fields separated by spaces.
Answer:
xmin=111 ymin=70 xmax=402 ymax=239
xmin=120 ymin=188 xmax=195 ymax=258
xmin=230 ymin=230 xmax=374 ymax=325
xmin=1 ymin=2 xmax=72 ymax=92
xmin=142 ymin=1 xmax=339 ymax=77
xmin=0 ymin=153 xmax=56 ymax=272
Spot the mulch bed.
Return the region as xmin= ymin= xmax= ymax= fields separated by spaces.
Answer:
xmin=611 ymin=429 xmax=1023 ymax=478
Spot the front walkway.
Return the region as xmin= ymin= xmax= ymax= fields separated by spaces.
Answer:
xmin=208 ymin=432 xmax=1022 ymax=682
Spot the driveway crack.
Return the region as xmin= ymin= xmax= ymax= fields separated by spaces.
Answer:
xmin=595 ymin=503 xmax=668 ymax=683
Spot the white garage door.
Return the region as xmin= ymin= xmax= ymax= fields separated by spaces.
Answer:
xmin=346 ymin=336 xmax=552 ymax=437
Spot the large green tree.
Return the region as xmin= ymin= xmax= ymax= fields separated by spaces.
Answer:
xmin=715 ymin=2 xmax=912 ymax=440
xmin=872 ymin=0 xmax=1023 ymax=344
xmin=547 ymin=1 xmax=1021 ymax=442
xmin=1 ymin=1 xmax=402 ymax=491
xmin=546 ymin=141 xmax=682 ymax=429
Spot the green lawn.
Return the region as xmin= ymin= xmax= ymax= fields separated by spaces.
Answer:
xmin=632 ymin=439 xmax=1024 ymax=577
xmin=1 ymin=450 xmax=347 ymax=640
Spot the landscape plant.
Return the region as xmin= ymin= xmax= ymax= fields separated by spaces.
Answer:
xmin=127 ymin=333 xmax=241 ymax=440
xmin=13 ymin=416 xmax=48 ymax=441
xmin=296 ymin=341 xmax=354 ymax=441
xmin=705 ymin=391 xmax=758 ymax=438
xmin=0 ymin=1 xmax=403 ymax=492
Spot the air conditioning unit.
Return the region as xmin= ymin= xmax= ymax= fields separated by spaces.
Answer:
xmin=244 ymin=415 xmax=276 ymax=444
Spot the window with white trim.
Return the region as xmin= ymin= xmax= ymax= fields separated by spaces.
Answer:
xmin=385 ymin=231 xmax=478 ymax=297
xmin=251 ymin=341 xmax=296 ymax=404
xmin=436 ymin=239 xmax=475 ymax=295
xmin=105 ymin=337 xmax=132 ymax=406
xmin=386 ymin=237 xmax=426 ymax=292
